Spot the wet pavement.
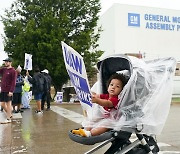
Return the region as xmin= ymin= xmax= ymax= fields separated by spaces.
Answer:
xmin=0 ymin=102 xmax=180 ymax=154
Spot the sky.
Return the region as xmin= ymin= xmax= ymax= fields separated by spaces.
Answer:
xmin=1 ymin=0 xmax=180 ymax=65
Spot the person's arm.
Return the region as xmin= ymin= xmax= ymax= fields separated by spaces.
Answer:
xmin=91 ymin=93 xmax=114 ymax=107
xmin=9 ymin=69 xmax=17 ymax=93
xmin=27 ymin=76 xmax=34 ymax=84
xmin=26 ymin=70 xmax=34 ymax=84
xmin=0 ymin=67 xmax=4 ymax=75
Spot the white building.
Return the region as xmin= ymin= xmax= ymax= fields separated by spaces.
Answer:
xmin=98 ymin=3 xmax=180 ymax=61
xmin=97 ymin=4 xmax=180 ymax=95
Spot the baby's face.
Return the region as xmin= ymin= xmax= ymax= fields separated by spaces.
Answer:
xmin=107 ymin=79 xmax=123 ymax=97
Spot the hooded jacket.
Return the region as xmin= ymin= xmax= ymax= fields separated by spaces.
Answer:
xmin=0 ymin=67 xmax=17 ymax=92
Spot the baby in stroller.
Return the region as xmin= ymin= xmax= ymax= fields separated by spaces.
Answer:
xmin=72 ymin=73 xmax=128 ymax=137
xmin=68 ymin=53 xmax=176 ymax=154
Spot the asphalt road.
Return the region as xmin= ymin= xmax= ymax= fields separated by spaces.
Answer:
xmin=0 ymin=102 xmax=180 ymax=154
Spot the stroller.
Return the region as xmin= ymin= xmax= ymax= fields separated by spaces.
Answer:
xmin=68 ymin=54 xmax=176 ymax=154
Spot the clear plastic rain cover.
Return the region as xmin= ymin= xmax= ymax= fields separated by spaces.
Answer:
xmin=82 ymin=54 xmax=176 ymax=135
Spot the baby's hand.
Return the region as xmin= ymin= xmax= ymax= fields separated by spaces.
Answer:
xmin=26 ymin=70 xmax=29 ymax=76
xmin=91 ymin=92 xmax=96 ymax=95
xmin=91 ymin=93 xmax=99 ymax=103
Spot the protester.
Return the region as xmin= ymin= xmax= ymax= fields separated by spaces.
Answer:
xmin=21 ymin=76 xmax=31 ymax=109
xmin=26 ymin=66 xmax=45 ymax=114
xmin=72 ymin=73 xmax=127 ymax=137
xmin=12 ymin=65 xmax=24 ymax=113
xmin=0 ymin=57 xmax=17 ymax=124
xmin=0 ymin=78 xmax=3 ymax=112
xmin=41 ymin=69 xmax=52 ymax=111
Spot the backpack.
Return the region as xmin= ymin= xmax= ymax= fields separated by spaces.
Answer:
xmin=35 ymin=73 xmax=47 ymax=93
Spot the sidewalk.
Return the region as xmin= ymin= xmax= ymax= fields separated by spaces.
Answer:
xmin=0 ymin=104 xmax=94 ymax=154
xmin=0 ymin=103 xmax=180 ymax=154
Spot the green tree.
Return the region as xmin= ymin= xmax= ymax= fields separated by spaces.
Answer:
xmin=1 ymin=0 xmax=103 ymax=91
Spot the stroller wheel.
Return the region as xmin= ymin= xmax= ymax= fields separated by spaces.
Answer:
xmin=143 ymin=135 xmax=160 ymax=153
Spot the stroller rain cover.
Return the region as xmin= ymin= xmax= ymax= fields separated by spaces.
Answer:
xmin=82 ymin=54 xmax=176 ymax=136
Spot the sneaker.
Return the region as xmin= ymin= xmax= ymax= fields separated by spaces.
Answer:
xmin=15 ymin=110 xmax=19 ymax=113
xmin=15 ymin=109 xmax=24 ymax=113
xmin=46 ymin=108 xmax=50 ymax=111
xmin=1 ymin=119 xmax=11 ymax=124
xmin=37 ymin=111 xmax=43 ymax=114
xmin=20 ymin=110 xmax=24 ymax=113
xmin=21 ymin=107 xmax=30 ymax=109
xmin=35 ymin=110 xmax=43 ymax=114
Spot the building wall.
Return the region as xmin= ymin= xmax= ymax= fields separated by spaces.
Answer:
xmin=175 ymin=63 xmax=180 ymax=76
xmin=97 ymin=4 xmax=180 ymax=95
xmin=98 ymin=6 xmax=116 ymax=54
xmin=98 ymin=4 xmax=180 ymax=61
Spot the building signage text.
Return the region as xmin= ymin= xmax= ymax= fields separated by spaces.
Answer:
xmin=128 ymin=12 xmax=180 ymax=31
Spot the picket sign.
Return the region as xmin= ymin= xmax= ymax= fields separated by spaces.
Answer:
xmin=61 ymin=42 xmax=92 ymax=116
xmin=24 ymin=53 xmax=32 ymax=70
xmin=28 ymin=91 xmax=32 ymax=101
xmin=55 ymin=92 xmax=63 ymax=103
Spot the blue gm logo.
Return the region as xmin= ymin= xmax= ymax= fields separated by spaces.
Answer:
xmin=128 ymin=13 xmax=140 ymax=27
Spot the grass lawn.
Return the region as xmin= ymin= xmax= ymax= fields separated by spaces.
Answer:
xmin=172 ymin=97 xmax=180 ymax=103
